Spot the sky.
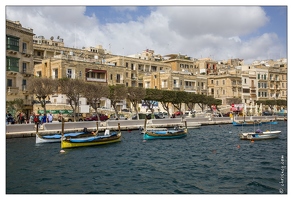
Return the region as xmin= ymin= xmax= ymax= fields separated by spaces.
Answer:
xmin=4 ymin=1 xmax=289 ymax=65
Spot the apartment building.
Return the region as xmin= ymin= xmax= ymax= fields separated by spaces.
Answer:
xmin=7 ymin=19 xmax=287 ymax=116
xmin=6 ymin=19 xmax=35 ymax=115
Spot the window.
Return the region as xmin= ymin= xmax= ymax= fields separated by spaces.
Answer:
xmin=67 ymin=69 xmax=72 ymax=78
xmin=22 ymin=79 xmax=27 ymax=90
xmin=53 ymin=69 xmax=58 ymax=79
xmin=22 ymin=62 xmax=27 ymax=73
xmin=222 ymin=80 xmax=225 ymax=85
xmin=258 ymin=74 xmax=260 ymax=79
xmin=7 ymin=79 xmax=12 ymax=87
xmin=22 ymin=42 xmax=27 ymax=53
xmin=36 ymin=71 xmax=42 ymax=77
xmin=6 ymin=35 xmax=19 ymax=51
xmin=6 ymin=57 xmax=19 ymax=72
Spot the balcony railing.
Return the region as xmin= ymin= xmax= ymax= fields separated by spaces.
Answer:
xmin=86 ymin=77 xmax=107 ymax=83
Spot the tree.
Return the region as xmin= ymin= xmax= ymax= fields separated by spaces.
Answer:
xmin=170 ymin=91 xmax=186 ymax=117
xmin=27 ymin=77 xmax=58 ymax=115
xmin=6 ymin=98 xmax=25 ymax=120
xmin=58 ymin=78 xmax=84 ymax=122
xmin=82 ymin=82 xmax=110 ymax=121
xmin=158 ymin=90 xmax=174 ymax=117
xmin=143 ymin=88 xmax=163 ymax=113
xmin=108 ymin=85 xmax=128 ymax=119
xmin=127 ymin=87 xmax=146 ymax=120
xmin=183 ymin=92 xmax=200 ymax=112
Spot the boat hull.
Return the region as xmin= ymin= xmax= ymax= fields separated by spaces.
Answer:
xmin=61 ymin=132 xmax=121 ymax=149
xmin=239 ymin=131 xmax=281 ymax=140
xmin=261 ymin=121 xmax=278 ymax=125
xmin=143 ymin=129 xmax=187 ymax=140
xmin=36 ymin=132 xmax=94 ymax=144
xmin=232 ymin=121 xmax=262 ymax=126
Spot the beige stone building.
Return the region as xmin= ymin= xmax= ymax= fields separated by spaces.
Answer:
xmin=6 ymin=19 xmax=287 ymax=117
xmin=6 ymin=19 xmax=35 ymax=116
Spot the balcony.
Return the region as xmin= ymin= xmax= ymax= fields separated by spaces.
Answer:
xmin=86 ymin=77 xmax=107 ymax=83
xmin=7 ymin=87 xmax=19 ymax=95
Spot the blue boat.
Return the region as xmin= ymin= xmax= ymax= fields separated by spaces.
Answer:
xmin=142 ymin=119 xmax=188 ymax=140
xmin=36 ymin=130 xmax=95 ymax=144
xmin=143 ymin=129 xmax=187 ymax=140
xmin=36 ymin=126 xmax=97 ymax=144
xmin=261 ymin=120 xmax=278 ymax=125
xmin=232 ymin=120 xmax=262 ymax=126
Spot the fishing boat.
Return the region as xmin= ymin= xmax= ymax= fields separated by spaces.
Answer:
xmin=142 ymin=118 xmax=188 ymax=140
xmin=239 ymin=130 xmax=281 ymax=140
xmin=261 ymin=119 xmax=278 ymax=125
xmin=35 ymin=122 xmax=99 ymax=144
xmin=60 ymin=119 xmax=121 ymax=149
xmin=238 ymin=120 xmax=281 ymax=140
xmin=232 ymin=120 xmax=262 ymax=126
xmin=36 ymin=131 xmax=93 ymax=144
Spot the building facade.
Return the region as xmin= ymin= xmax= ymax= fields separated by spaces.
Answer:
xmin=6 ymin=20 xmax=35 ymax=116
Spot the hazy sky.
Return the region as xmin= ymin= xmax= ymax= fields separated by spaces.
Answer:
xmin=4 ymin=1 xmax=289 ymax=64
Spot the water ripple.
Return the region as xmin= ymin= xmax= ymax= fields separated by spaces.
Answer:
xmin=6 ymin=122 xmax=288 ymax=194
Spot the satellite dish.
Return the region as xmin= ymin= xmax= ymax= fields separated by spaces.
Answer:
xmin=50 ymin=36 xmax=54 ymax=40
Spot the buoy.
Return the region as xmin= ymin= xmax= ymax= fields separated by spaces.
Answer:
xmin=237 ymin=145 xmax=240 ymax=148
xmin=251 ymin=140 xmax=254 ymax=143
xmin=143 ymin=140 xmax=147 ymax=142
xmin=60 ymin=150 xmax=65 ymax=153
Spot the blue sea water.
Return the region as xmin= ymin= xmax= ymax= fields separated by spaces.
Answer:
xmin=6 ymin=122 xmax=288 ymax=194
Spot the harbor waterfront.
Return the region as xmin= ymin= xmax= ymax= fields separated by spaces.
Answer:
xmin=6 ymin=119 xmax=287 ymax=194
xmin=6 ymin=116 xmax=283 ymax=138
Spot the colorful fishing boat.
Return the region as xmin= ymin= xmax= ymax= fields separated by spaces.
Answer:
xmin=35 ymin=122 xmax=99 ymax=144
xmin=60 ymin=119 xmax=122 ymax=149
xmin=142 ymin=119 xmax=188 ymax=140
xmin=261 ymin=119 xmax=278 ymax=125
xmin=36 ymin=131 xmax=93 ymax=144
xmin=232 ymin=120 xmax=262 ymax=126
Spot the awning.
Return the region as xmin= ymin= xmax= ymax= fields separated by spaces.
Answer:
xmin=230 ymin=107 xmax=243 ymax=112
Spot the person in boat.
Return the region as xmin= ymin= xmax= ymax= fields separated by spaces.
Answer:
xmin=255 ymin=129 xmax=262 ymax=133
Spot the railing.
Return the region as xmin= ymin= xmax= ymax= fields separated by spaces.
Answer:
xmin=6 ymin=87 xmax=19 ymax=94
xmin=86 ymin=78 xmax=107 ymax=82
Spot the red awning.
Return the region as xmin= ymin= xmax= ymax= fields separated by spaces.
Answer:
xmin=230 ymin=107 xmax=243 ymax=112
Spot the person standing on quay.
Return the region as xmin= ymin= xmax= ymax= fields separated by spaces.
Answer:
xmin=42 ymin=114 xmax=47 ymax=124
xmin=47 ymin=113 xmax=53 ymax=123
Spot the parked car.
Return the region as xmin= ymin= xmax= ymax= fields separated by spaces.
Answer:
xmin=222 ymin=112 xmax=233 ymax=117
xmin=109 ymin=114 xmax=128 ymax=120
xmin=58 ymin=113 xmax=84 ymax=122
xmin=153 ymin=112 xmax=164 ymax=119
xmin=262 ymin=111 xmax=273 ymax=116
xmin=174 ymin=111 xmax=183 ymax=116
xmin=132 ymin=113 xmax=151 ymax=120
xmin=84 ymin=114 xmax=109 ymax=121
xmin=121 ymin=108 xmax=131 ymax=112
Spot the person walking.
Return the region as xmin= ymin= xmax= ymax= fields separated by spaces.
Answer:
xmin=30 ymin=114 xmax=34 ymax=124
xmin=47 ymin=113 xmax=53 ymax=123
xmin=42 ymin=114 xmax=47 ymax=124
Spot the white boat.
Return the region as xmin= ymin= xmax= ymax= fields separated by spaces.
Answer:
xmin=179 ymin=122 xmax=201 ymax=129
xmin=239 ymin=130 xmax=281 ymax=140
